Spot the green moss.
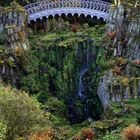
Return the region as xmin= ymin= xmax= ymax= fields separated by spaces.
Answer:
xmin=5 ymin=25 xmax=17 ymax=29
xmin=111 ymin=102 xmax=122 ymax=114
xmin=29 ymin=26 xmax=104 ymax=49
xmin=5 ymin=1 xmax=26 ymax=13
xmin=98 ymin=98 xmax=140 ymax=140
xmin=112 ymin=98 xmax=140 ymax=125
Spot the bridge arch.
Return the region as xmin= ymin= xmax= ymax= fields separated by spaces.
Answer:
xmin=25 ymin=0 xmax=111 ymax=23
xmin=28 ymin=14 xmax=104 ymax=25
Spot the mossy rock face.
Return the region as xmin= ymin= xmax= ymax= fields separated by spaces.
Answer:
xmin=90 ymin=119 xmax=123 ymax=134
xmin=103 ymin=108 xmax=116 ymax=119
xmin=129 ymin=65 xmax=140 ymax=76
xmin=18 ymin=29 xmax=27 ymax=42
xmin=123 ymin=104 xmax=137 ymax=114
xmin=5 ymin=25 xmax=17 ymax=29
xmin=0 ymin=3 xmax=28 ymax=49
xmin=2 ymin=1 xmax=27 ymax=14
xmin=110 ymin=102 xmax=123 ymax=117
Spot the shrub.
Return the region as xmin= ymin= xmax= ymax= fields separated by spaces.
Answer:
xmin=114 ymin=66 xmax=122 ymax=76
xmin=73 ymin=134 xmax=82 ymax=140
xmin=101 ymin=132 xmax=122 ymax=140
xmin=0 ymin=121 xmax=6 ymax=139
xmin=44 ymin=97 xmax=66 ymax=118
xmin=119 ymin=76 xmax=130 ymax=86
xmin=15 ymin=47 xmax=24 ymax=56
xmin=0 ymin=83 xmax=49 ymax=140
xmin=131 ymin=60 xmax=140 ymax=65
xmin=137 ymin=114 xmax=140 ymax=125
xmin=82 ymin=128 xmax=94 ymax=139
xmin=107 ymin=31 xmax=116 ymax=39
xmin=70 ymin=24 xmax=79 ymax=33
xmin=28 ymin=128 xmax=54 ymax=140
xmin=122 ymin=124 xmax=140 ymax=140
xmin=117 ymin=57 xmax=126 ymax=66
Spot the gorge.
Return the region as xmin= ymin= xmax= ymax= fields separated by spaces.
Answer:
xmin=0 ymin=0 xmax=140 ymax=140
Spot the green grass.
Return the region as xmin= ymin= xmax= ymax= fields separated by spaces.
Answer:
xmin=126 ymin=98 xmax=140 ymax=108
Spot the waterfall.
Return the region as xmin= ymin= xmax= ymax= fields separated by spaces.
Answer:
xmin=78 ymin=64 xmax=88 ymax=96
xmin=77 ymin=39 xmax=95 ymax=120
xmin=67 ymin=38 xmax=98 ymax=123
xmin=77 ymin=40 xmax=90 ymax=97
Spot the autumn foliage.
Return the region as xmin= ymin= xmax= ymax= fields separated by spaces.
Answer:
xmin=29 ymin=129 xmax=54 ymax=140
xmin=15 ymin=47 xmax=24 ymax=56
xmin=107 ymin=31 xmax=116 ymax=39
xmin=122 ymin=124 xmax=140 ymax=140
xmin=70 ymin=24 xmax=79 ymax=33
xmin=131 ymin=60 xmax=140 ymax=65
xmin=114 ymin=66 xmax=122 ymax=76
xmin=82 ymin=128 xmax=94 ymax=139
xmin=117 ymin=57 xmax=126 ymax=66
xmin=73 ymin=134 xmax=82 ymax=140
xmin=120 ymin=76 xmax=129 ymax=85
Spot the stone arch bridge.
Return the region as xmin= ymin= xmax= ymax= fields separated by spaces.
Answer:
xmin=24 ymin=0 xmax=111 ymax=23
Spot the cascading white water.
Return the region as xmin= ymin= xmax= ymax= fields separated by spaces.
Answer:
xmin=77 ymin=40 xmax=90 ymax=97
xmin=76 ymin=39 xmax=97 ymax=120
xmin=78 ymin=64 xmax=88 ymax=96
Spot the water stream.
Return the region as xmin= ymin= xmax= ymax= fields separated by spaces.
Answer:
xmin=77 ymin=39 xmax=92 ymax=120
xmin=78 ymin=64 xmax=88 ymax=97
xmin=77 ymin=40 xmax=90 ymax=97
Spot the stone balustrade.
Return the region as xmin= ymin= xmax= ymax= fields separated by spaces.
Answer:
xmin=24 ymin=0 xmax=111 ymax=22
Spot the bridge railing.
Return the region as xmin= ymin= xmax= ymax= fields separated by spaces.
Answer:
xmin=24 ymin=0 xmax=111 ymax=15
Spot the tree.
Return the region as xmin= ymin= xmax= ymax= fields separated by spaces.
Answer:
xmin=0 ymin=121 xmax=6 ymax=139
xmin=0 ymin=0 xmax=39 ymax=6
xmin=44 ymin=97 xmax=66 ymax=118
xmin=0 ymin=83 xmax=49 ymax=140
xmin=112 ymin=0 xmax=140 ymax=7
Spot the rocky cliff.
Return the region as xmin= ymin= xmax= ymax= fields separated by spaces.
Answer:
xmin=0 ymin=2 xmax=28 ymax=85
xmin=98 ymin=3 xmax=140 ymax=111
xmin=107 ymin=4 xmax=140 ymax=60
xmin=0 ymin=1 xmax=29 ymax=49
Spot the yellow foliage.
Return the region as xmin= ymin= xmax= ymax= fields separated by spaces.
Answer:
xmin=18 ymin=30 xmax=26 ymax=42
xmin=15 ymin=47 xmax=24 ymax=56
xmin=114 ymin=66 xmax=122 ymax=76
xmin=0 ymin=60 xmax=4 ymax=65
xmin=117 ymin=57 xmax=126 ymax=66
xmin=120 ymin=76 xmax=130 ymax=86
